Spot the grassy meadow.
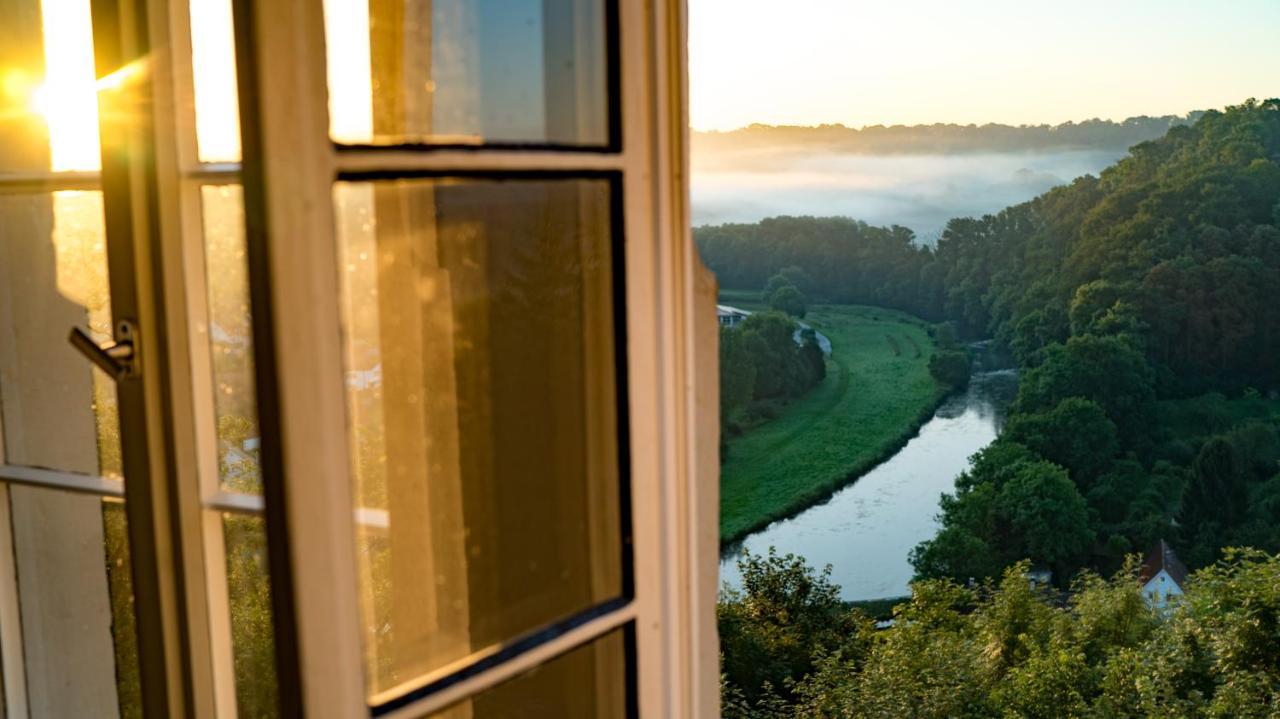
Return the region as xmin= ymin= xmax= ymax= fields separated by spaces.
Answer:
xmin=718 ymin=290 xmax=947 ymax=543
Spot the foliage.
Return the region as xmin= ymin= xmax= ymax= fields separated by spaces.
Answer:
xmin=719 ymin=550 xmax=869 ymax=706
xmin=768 ymin=285 xmax=808 ymax=318
xmin=1003 ymin=397 xmax=1118 ymax=486
xmin=911 ymin=452 xmax=1093 ymax=583
xmin=907 ymin=100 xmax=1280 ymax=582
xmin=762 ymin=268 xmax=812 ymax=318
xmin=719 ymin=311 xmax=825 ymax=438
xmin=722 ymin=548 xmax=1280 ymax=718
xmin=699 ymin=216 xmax=939 ymax=320
xmin=927 ymin=349 xmax=971 ymax=388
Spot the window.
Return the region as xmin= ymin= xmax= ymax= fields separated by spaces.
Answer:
xmin=0 ymin=0 xmax=712 ymax=716
xmin=0 ymin=2 xmax=139 ymax=715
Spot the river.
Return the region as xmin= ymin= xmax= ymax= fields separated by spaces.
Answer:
xmin=719 ymin=366 xmax=1019 ymax=601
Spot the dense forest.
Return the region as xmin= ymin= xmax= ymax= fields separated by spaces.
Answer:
xmin=694 ymin=114 xmax=1202 ymax=158
xmin=703 ymin=100 xmax=1280 ymax=573
xmin=711 ymin=100 xmax=1280 ymax=711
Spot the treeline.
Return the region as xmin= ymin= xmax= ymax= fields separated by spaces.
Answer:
xmin=720 ymin=549 xmax=1280 ymax=718
xmin=694 ymin=113 xmax=1201 ymax=157
xmin=720 ymin=312 xmax=825 ymax=436
xmin=697 ymin=217 xmax=938 ymax=317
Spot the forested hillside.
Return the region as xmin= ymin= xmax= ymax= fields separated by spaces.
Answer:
xmin=694 ymin=114 xmax=1202 ymax=157
xmin=702 ymin=100 xmax=1280 ymax=583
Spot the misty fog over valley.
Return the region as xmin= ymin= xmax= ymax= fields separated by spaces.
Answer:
xmin=691 ymin=146 xmax=1124 ymax=241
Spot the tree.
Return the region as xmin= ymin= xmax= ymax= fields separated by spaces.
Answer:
xmin=719 ymin=549 xmax=867 ymax=706
xmin=993 ymin=460 xmax=1095 ymax=576
xmin=1003 ymin=397 xmax=1118 ymax=486
xmin=928 ymin=349 xmax=971 ymax=388
xmin=719 ymin=326 xmax=756 ymax=423
xmin=1185 ymin=436 xmax=1248 ymax=534
xmin=768 ymin=284 xmax=808 ymax=318
xmin=777 ymin=265 xmax=814 ymax=295
xmin=1014 ymin=334 xmax=1155 ymax=438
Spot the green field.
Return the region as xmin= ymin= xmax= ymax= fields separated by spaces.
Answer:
xmin=718 ymin=291 xmax=947 ymax=543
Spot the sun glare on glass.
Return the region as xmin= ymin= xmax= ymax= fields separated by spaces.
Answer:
xmin=37 ymin=0 xmax=100 ymax=172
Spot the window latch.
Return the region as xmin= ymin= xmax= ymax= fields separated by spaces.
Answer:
xmin=68 ymin=320 xmax=139 ymax=380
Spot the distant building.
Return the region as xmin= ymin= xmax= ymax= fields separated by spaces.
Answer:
xmin=717 ymin=304 xmax=751 ymax=328
xmin=1139 ymin=539 xmax=1188 ymax=609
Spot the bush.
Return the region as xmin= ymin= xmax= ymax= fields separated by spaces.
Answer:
xmin=928 ymin=349 xmax=971 ymax=387
xmin=724 ymin=548 xmax=1280 ymax=718
xmin=768 ymin=285 xmax=808 ymax=318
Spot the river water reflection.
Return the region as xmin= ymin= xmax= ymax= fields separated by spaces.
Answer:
xmin=719 ymin=368 xmax=1019 ymax=601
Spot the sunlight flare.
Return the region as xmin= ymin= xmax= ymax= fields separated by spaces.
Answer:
xmin=37 ymin=0 xmax=99 ymax=171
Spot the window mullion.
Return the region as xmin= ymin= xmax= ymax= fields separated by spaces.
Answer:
xmin=231 ymin=0 xmax=365 ymax=714
xmin=333 ymin=148 xmax=626 ymax=176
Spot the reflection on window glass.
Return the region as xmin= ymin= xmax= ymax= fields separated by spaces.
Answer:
xmin=103 ymin=500 xmax=143 ymax=718
xmin=200 ymin=185 xmax=262 ymax=493
xmin=5 ymin=486 xmax=141 ymax=717
xmin=323 ymin=0 xmax=609 ymax=146
xmin=222 ymin=513 xmax=279 ymax=718
xmin=0 ymin=191 xmax=121 ymax=478
xmin=421 ymin=628 xmax=629 ymax=718
xmin=0 ymin=0 xmax=100 ymax=173
xmin=189 ymin=0 xmax=241 ymax=162
xmin=334 ymin=177 xmax=624 ymax=699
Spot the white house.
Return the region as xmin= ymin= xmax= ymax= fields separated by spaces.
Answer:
xmin=717 ymin=304 xmax=752 ymax=328
xmin=1139 ymin=539 xmax=1188 ymax=609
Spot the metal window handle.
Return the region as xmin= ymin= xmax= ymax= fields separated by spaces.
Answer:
xmin=68 ymin=320 xmax=139 ymax=380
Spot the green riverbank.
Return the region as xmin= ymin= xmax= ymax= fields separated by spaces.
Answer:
xmin=718 ymin=293 xmax=948 ymax=543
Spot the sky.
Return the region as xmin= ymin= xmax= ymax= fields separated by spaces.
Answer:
xmin=689 ymin=0 xmax=1280 ymax=131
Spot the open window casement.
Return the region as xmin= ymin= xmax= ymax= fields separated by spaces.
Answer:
xmin=0 ymin=0 xmax=717 ymax=716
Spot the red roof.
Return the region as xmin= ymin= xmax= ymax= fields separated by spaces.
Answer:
xmin=1138 ymin=539 xmax=1188 ymax=586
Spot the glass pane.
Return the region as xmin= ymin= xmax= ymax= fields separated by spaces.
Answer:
xmin=189 ymin=0 xmax=242 ymax=163
xmin=334 ymin=177 xmax=624 ymax=698
xmin=222 ymin=513 xmax=279 ymax=718
xmin=0 ymin=0 xmax=101 ymax=173
xmin=4 ymin=486 xmax=141 ymax=717
xmin=323 ymin=0 xmax=609 ymax=146
xmin=199 ymin=185 xmax=263 ymax=493
xmin=0 ymin=191 xmax=122 ymax=478
xmin=422 ymin=628 xmax=628 ymax=718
